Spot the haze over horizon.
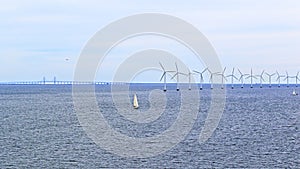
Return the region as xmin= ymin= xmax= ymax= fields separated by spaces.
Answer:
xmin=0 ymin=0 xmax=299 ymax=83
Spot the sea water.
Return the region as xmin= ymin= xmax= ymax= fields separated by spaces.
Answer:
xmin=0 ymin=84 xmax=299 ymax=168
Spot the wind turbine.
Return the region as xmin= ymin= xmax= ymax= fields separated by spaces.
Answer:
xmin=207 ymin=69 xmax=220 ymax=89
xmin=238 ymin=69 xmax=248 ymax=88
xmin=159 ymin=62 xmax=174 ymax=92
xmin=226 ymin=68 xmax=238 ymax=89
xmin=283 ymin=71 xmax=292 ymax=87
xmin=297 ymin=72 xmax=300 ymax=87
xmin=264 ymin=72 xmax=276 ymax=88
xmin=257 ymin=70 xmax=265 ymax=88
xmin=171 ymin=62 xmax=185 ymax=91
xmin=276 ymin=71 xmax=285 ymax=88
xmin=217 ymin=67 xmax=227 ymax=89
xmin=246 ymin=68 xmax=257 ymax=88
xmin=185 ymin=69 xmax=195 ymax=90
xmin=193 ymin=68 xmax=208 ymax=90
xmin=292 ymin=71 xmax=300 ymax=87
xmin=54 ymin=76 xmax=56 ymax=85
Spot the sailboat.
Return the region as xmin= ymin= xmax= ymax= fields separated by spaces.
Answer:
xmin=292 ymin=89 xmax=298 ymax=96
xmin=133 ymin=94 xmax=139 ymax=109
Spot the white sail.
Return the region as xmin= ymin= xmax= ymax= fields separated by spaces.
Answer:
xmin=292 ymin=89 xmax=298 ymax=96
xmin=133 ymin=94 xmax=139 ymax=109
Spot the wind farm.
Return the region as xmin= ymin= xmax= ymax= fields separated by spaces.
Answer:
xmin=156 ymin=63 xmax=300 ymax=91
xmin=1 ymin=63 xmax=299 ymax=92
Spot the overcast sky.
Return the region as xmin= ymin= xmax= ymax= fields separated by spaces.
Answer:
xmin=0 ymin=0 xmax=299 ymax=82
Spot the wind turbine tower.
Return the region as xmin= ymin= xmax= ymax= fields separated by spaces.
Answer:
xmin=284 ymin=71 xmax=291 ymax=87
xmin=292 ymin=72 xmax=299 ymax=87
xmin=207 ymin=69 xmax=220 ymax=89
xmin=54 ymin=76 xmax=56 ymax=85
xmin=226 ymin=68 xmax=238 ymax=89
xmin=238 ymin=69 xmax=248 ymax=88
xmin=171 ymin=62 xmax=185 ymax=91
xmin=193 ymin=68 xmax=207 ymax=90
xmin=257 ymin=70 xmax=265 ymax=88
xmin=185 ymin=69 xmax=194 ymax=90
xmin=218 ymin=67 xmax=227 ymax=89
xmin=159 ymin=62 xmax=174 ymax=92
xmin=265 ymin=72 xmax=276 ymax=88
xmin=246 ymin=68 xmax=257 ymax=88
xmin=276 ymin=71 xmax=285 ymax=88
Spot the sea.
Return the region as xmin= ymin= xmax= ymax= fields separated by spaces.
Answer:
xmin=0 ymin=84 xmax=299 ymax=168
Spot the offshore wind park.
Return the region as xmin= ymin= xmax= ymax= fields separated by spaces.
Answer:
xmin=1 ymin=63 xmax=299 ymax=91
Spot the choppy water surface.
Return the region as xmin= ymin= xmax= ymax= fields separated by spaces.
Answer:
xmin=0 ymin=84 xmax=299 ymax=168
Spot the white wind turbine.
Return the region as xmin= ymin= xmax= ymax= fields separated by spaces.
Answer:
xmin=265 ymin=72 xmax=276 ymax=88
xmin=159 ymin=62 xmax=174 ymax=92
xmin=238 ymin=69 xmax=248 ymax=88
xmin=207 ymin=69 xmax=220 ymax=89
xmin=171 ymin=62 xmax=185 ymax=91
xmin=246 ymin=68 xmax=257 ymax=88
xmin=284 ymin=71 xmax=292 ymax=87
xmin=292 ymin=71 xmax=300 ymax=87
xmin=257 ymin=70 xmax=265 ymax=88
xmin=276 ymin=71 xmax=285 ymax=88
xmin=217 ymin=67 xmax=227 ymax=89
xmin=226 ymin=68 xmax=238 ymax=89
xmin=185 ymin=69 xmax=195 ymax=90
xmin=193 ymin=68 xmax=208 ymax=90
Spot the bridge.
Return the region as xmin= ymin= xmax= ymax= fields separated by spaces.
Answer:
xmin=0 ymin=80 xmax=127 ymax=85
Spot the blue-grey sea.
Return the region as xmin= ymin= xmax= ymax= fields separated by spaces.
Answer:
xmin=0 ymin=84 xmax=299 ymax=168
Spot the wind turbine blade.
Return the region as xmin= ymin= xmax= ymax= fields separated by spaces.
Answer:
xmin=171 ymin=73 xmax=178 ymax=80
xmin=160 ymin=72 xmax=166 ymax=81
xmin=209 ymin=75 xmax=213 ymax=82
xmin=238 ymin=69 xmax=242 ymax=75
xmin=193 ymin=70 xmax=200 ymax=74
xmin=179 ymin=72 xmax=188 ymax=76
xmin=223 ymin=76 xmax=227 ymax=81
xmin=175 ymin=62 xmax=178 ymax=72
xmin=232 ymin=68 xmax=235 ymax=74
xmin=202 ymin=68 xmax=208 ymax=73
xmin=207 ymin=68 xmax=212 ymax=74
xmin=159 ymin=62 xmax=165 ymax=71
xmin=223 ymin=67 xmax=226 ymax=73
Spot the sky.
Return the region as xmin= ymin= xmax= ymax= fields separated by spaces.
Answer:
xmin=0 ymin=0 xmax=299 ymax=83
